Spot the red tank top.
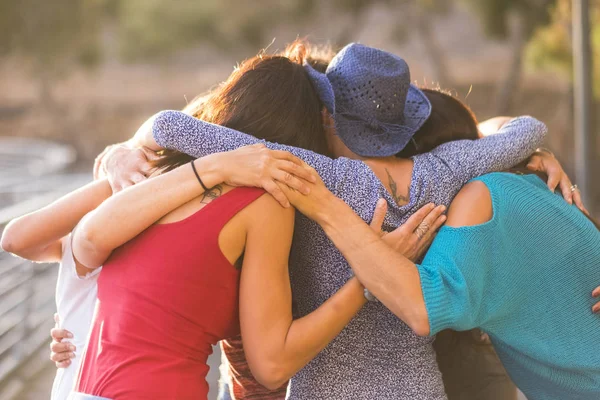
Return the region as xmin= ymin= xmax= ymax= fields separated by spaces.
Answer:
xmin=76 ymin=187 xmax=265 ymax=400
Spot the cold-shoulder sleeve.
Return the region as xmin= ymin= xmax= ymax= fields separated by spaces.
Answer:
xmin=416 ymin=226 xmax=492 ymax=335
xmin=427 ymin=116 xmax=547 ymax=186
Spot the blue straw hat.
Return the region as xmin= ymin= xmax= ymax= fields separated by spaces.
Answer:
xmin=305 ymin=43 xmax=431 ymax=157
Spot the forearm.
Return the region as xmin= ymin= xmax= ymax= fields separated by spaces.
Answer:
xmin=315 ymin=197 xmax=429 ymax=335
xmin=72 ymin=155 xmax=223 ymax=268
xmin=432 ymin=116 xmax=548 ymax=184
xmin=269 ymin=278 xmax=365 ymax=386
xmin=150 ymin=111 xmax=337 ymax=186
xmin=1 ymin=180 xmax=112 ymax=262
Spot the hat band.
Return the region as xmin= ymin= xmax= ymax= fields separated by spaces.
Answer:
xmin=337 ymin=110 xmax=413 ymax=137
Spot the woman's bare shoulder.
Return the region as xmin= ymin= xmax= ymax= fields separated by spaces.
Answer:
xmin=243 ymin=192 xmax=295 ymax=225
xmin=445 ymin=181 xmax=493 ymax=228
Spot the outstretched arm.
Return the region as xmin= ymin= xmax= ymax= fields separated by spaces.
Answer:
xmin=277 ymin=168 xmax=510 ymax=338
xmin=72 ymin=145 xmax=315 ymax=269
xmin=431 ymin=116 xmax=547 ymax=183
xmin=1 ymin=180 xmax=112 ymax=263
xmin=143 ymin=111 xmax=340 ymax=186
xmin=271 ymin=167 xmax=449 ymax=337
xmin=428 ymin=116 xmax=585 ymax=210
xmin=310 ymin=194 xmax=431 ymax=336
xmin=315 ymin=202 xmax=448 ymax=336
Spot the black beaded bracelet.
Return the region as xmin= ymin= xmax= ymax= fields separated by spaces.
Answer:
xmin=190 ymin=161 xmax=211 ymax=192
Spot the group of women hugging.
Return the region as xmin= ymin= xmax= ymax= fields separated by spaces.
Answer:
xmin=2 ymin=40 xmax=599 ymax=400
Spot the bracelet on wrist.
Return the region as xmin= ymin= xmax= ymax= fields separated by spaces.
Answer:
xmin=190 ymin=160 xmax=212 ymax=192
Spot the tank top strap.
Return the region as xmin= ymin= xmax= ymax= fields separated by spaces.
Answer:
xmin=203 ymin=187 xmax=266 ymax=233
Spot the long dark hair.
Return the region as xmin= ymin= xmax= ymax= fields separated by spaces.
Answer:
xmin=397 ymin=88 xmax=479 ymax=158
xmin=153 ymin=40 xmax=329 ymax=172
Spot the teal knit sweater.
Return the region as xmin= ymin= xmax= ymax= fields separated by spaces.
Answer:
xmin=418 ymin=173 xmax=600 ymax=400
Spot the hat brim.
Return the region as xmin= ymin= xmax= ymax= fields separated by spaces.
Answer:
xmin=335 ymin=84 xmax=432 ymax=158
xmin=304 ymin=62 xmax=335 ymax=114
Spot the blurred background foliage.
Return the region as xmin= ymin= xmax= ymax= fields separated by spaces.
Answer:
xmin=527 ymin=0 xmax=600 ymax=97
xmin=1 ymin=0 xmax=598 ymax=105
xmin=0 ymin=0 xmax=597 ymax=209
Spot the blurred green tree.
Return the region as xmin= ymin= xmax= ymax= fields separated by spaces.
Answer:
xmin=113 ymin=0 xmax=303 ymax=61
xmin=463 ymin=0 xmax=555 ymax=114
xmin=526 ymin=0 xmax=600 ymax=98
xmin=0 ymin=0 xmax=106 ymax=105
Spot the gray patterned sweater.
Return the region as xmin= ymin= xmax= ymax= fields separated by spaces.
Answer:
xmin=152 ymin=110 xmax=547 ymax=400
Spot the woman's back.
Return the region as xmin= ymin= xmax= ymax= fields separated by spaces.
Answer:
xmin=418 ymin=172 xmax=600 ymax=400
xmin=76 ymin=187 xmax=266 ymax=400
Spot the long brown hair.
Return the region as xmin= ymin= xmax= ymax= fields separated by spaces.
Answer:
xmin=153 ymin=40 xmax=329 ymax=172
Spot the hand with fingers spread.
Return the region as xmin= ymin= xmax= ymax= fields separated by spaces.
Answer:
xmin=370 ymin=200 xmax=447 ymax=262
xmin=526 ymin=149 xmax=588 ymax=214
xmin=50 ymin=314 xmax=76 ymax=368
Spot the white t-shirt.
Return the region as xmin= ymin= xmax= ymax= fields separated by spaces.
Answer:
xmin=51 ymin=235 xmax=100 ymax=400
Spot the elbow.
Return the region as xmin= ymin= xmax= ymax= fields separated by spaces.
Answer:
xmin=152 ymin=110 xmax=179 ymax=141
xmin=249 ymin=361 xmax=289 ymax=391
xmin=408 ymin=312 xmax=431 ymax=337
xmin=0 ymin=230 xmax=16 ymax=254
xmin=1 ymin=223 xmax=26 ymax=255
xmin=388 ymin=299 xmax=431 ymax=337
xmin=72 ymin=223 xmax=108 ymax=268
xmin=519 ymin=115 xmax=549 ymax=142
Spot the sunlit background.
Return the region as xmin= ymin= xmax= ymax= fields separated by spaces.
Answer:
xmin=0 ymin=0 xmax=598 ymax=399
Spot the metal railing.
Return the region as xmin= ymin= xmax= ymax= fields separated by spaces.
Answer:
xmin=0 ymin=138 xmax=89 ymax=398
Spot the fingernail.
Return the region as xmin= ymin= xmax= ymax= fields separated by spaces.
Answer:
xmin=440 ymin=205 xmax=446 ymax=211
xmin=310 ymin=175 xmax=317 ymax=183
xmin=70 ymin=353 xmax=76 ymax=359
xmin=440 ymin=215 xmax=447 ymax=222
xmin=69 ymin=345 xmax=76 ymax=351
xmin=429 ymin=203 xmax=435 ymax=209
xmin=66 ymin=332 xmax=73 ymax=338
xmin=593 ymin=288 xmax=600 ymax=297
xmin=303 ymin=187 xmax=311 ymax=195
xmin=593 ymin=304 xmax=600 ymax=313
